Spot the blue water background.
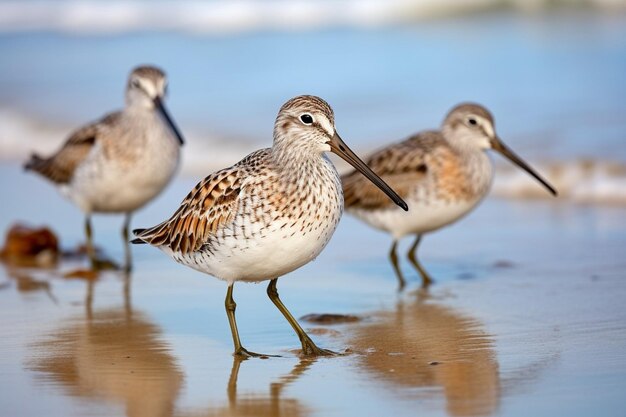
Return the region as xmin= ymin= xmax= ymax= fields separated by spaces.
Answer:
xmin=0 ymin=11 xmax=625 ymax=162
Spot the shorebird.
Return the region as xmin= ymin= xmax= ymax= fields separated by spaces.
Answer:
xmin=342 ymin=103 xmax=557 ymax=289
xmin=24 ymin=65 xmax=184 ymax=271
xmin=132 ymin=95 xmax=407 ymax=357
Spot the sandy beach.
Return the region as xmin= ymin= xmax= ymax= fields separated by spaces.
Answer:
xmin=1 ymin=162 xmax=624 ymax=417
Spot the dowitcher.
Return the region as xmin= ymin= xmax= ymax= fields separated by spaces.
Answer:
xmin=132 ymin=95 xmax=407 ymax=357
xmin=25 ymin=65 xmax=184 ymax=271
xmin=342 ymin=103 xmax=557 ymax=289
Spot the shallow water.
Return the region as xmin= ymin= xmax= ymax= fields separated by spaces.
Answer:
xmin=1 ymin=7 xmax=626 ymax=415
xmin=1 ymin=163 xmax=625 ymax=417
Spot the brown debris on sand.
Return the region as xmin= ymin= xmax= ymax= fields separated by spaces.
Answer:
xmin=0 ymin=224 xmax=59 ymax=267
xmin=300 ymin=313 xmax=361 ymax=324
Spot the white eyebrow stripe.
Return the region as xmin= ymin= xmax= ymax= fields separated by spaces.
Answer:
xmin=318 ymin=116 xmax=335 ymax=137
xmin=138 ymin=79 xmax=157 ymax=97
xmin=481 ymin=118 xmax=495 ymax=138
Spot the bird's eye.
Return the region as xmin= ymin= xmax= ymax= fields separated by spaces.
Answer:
xmin=300 ymin=114 xmax=314 ymax=125
xmin=468 ymin=118 xmax=478 ymax=126
xmin=131 ymin=79 xmax=141 ymax=89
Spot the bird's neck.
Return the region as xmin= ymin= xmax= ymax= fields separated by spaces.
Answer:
xmin=458 ymin=147 xmax=494 ymax=198
xmin=439 ymin=130 xmax=492 ymax=196
xmin=273 ymin=131 xmax=316 ymax=167
xmin=125 ymin=94 xmax=155 ymax=114
xmin=271 ymin=143 xmax=337 ymax=194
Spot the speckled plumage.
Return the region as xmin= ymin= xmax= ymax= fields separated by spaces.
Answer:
xmin=134 ymin=97 xmax=343 ymax=283
xmin=132 ymin=95 xmax=406 ymax=357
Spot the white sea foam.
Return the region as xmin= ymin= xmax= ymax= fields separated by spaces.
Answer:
xmin=0 ymin=0 xmax=624 ymax=34
xmin=492 ymin=160 xmax=626 ymax=205
xmin=2 ymin=108 xmax=625 ymax=205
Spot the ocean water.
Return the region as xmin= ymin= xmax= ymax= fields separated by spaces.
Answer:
xmin=0 ymin=8 xmax=625 ymax=203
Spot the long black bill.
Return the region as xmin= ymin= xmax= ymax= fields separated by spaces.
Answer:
xmin=329 ymin=132 xmax=408 ymax=211
xmin=491 ymin=137 xmax=557 ymax=196
xmin=154 ymin=96 xmax=185 ymax=146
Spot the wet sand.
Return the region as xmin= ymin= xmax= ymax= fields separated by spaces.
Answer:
xmin=1 ymin=162 xmax=625 ymax=417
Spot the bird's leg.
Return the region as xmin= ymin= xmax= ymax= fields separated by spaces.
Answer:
xmin=389 ymin=240 xmax=406 ymax=291
xmin=407 ymin=234 xmax=433 ymax=287
xmin=85 ymin=215 xmax=96 ymax=267
xmin=267 ymin=278 xmax=336 ymax=356
xmin=225 ymin=284 xmax=273 ymax=358
xmin=85 ymin=215 xmax=118 ymax=271
xmin=122 ymin=213 xmax=133 ymax=273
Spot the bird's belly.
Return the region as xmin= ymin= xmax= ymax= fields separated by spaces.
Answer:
xmin=69 ymin=145 xmax=179 ymax=213
xmin=174 ymin=215 xmax=340 ymax=284
xmin=350 ymin=198 xmax=482 ymax=239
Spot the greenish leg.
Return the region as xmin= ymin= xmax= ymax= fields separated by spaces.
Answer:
xmin=267 ymin=278 xmax=335 ymax=356
xmin=407 ymin=234 xmax=433 ymax=287
xmin=85 ymin=215 xmax=119 ymax=271
xmin=122 ymin=213 xmax=132 ymax=273
xmin=389 ymin=240 xmax=407 ymax=291
xmin=225 ymin=284 xmax=274 ymax=358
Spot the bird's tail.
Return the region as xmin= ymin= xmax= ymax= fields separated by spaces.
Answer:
xmin=132 ymin=220 xmax=172 ymax=246
xmin=23 ymin=152 xmax=68 ymax=184
xmin=23 ymin=153 xmax=46 ymax=172
xmin=131 ymin=228 xmax=148 ymax=244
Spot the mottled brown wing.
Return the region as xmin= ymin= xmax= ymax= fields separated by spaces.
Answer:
xmin=133 ymin=167 xmax=243 ymax=254
xmin=24 ymin=112 xmax=121 ymax=184
xmin=342 ymin=131 xmax=442 ymax=210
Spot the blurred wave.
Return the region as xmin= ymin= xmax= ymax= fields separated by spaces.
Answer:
xmin=492 ymin=160 xmax=626 ymax=205
xmin=3 ymin=107 xmax=625 ymax=205
xmin=1 ymin=0 xmax=625 ymax=34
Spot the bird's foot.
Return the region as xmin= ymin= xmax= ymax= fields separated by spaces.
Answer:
xmin=420 ymin=273 xmax=434 ymax=288
xmin=300 ymin=339 xmax=339 ymax=357
xmin=234 ymin=347 xmax=279 ymax=359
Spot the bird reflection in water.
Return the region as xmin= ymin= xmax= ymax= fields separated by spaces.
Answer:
xmin=351 ymin=290 xmax=500 ymax=417
xmin=0 ymin=258 xmax=59 ymax=303
xmin=82 ymin=270 xmax=132 ymax=320
xmin=28 ymin=269 xmax=315 ymax=417
xmin=3 ymin=268 xmax=58 ymax=304
xmin=29 ymin=271 xmax=184 ymax=417
xmin=179 ymin=357 xmax=313 ymax=417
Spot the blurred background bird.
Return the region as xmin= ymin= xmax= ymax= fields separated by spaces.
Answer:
xmin=342 ymin=103 xmax=557 ymax=288
xmin=24 ymin=65 xmax=185 ymax=271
